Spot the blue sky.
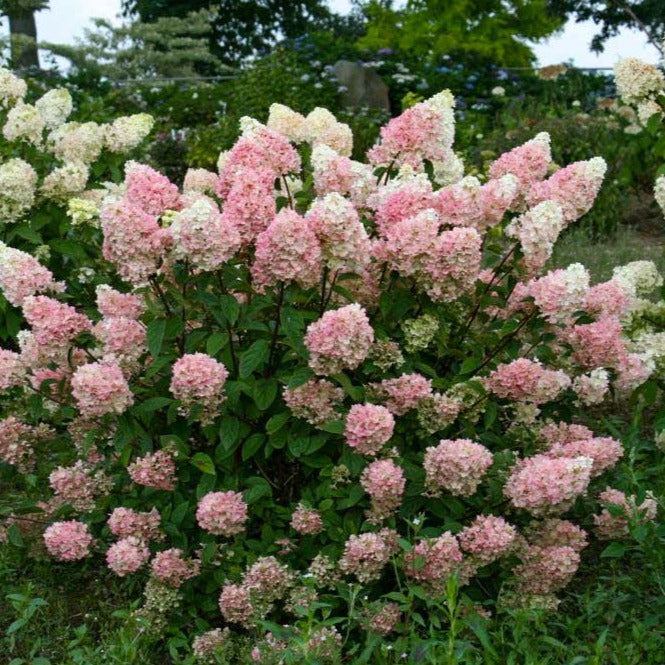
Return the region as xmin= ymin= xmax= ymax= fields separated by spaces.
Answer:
xmin=4 ymin=0 xmax=661 ymax=68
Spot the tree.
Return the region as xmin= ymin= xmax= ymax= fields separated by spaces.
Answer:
xmin=355 ymin=0 xmax=564 ymax=67
xmin=546 ymin=0 xmax=665 ymax=54
xmin=44 ymin=9 xmax=230 ymax=81
xmin=0 ymin=0 xmax=48 ymax=70
xmin=121 ymin=0 xmax=335 ymax=65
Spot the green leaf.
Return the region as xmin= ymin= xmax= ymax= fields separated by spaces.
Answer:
xmin=332 ymin=373 xmax=362 ymax=401
xmin=242 ymin=433 xmax=265 ymax=460
xmin=239 ymin=339 xmax=270 ymax=378
xmin=133 ymin=397 xmax=172 ymax=415
xmin=170 ymin=501 xmax=189 ymax=526
xmin=219 ymin=417 xmax=241 ymax=451
xmin=253 ymin=379 xmax=278 ymax=410
xmin=319 ymin=419 xmax=344 ymax=434
xmin=266 ymin=411 xmax=290 ymax=435
xmin=7 ymin=524 xmax=23 ymax=548
xmin=190 ymin=452 xmax=216 ymax=475
xmin=147 ymin=319 xmax=167 ymax=357
xmin=206 ymin=331 xmax=228 ymax=356
xmin=218 ymin=294 xmax=240 ymax=326
xmin=50 ymin=238 xmax=88 ymax=260
xmin=600 ymin=542 xmax=627 ymax=558
xmin=244 ymin=476 xmax=272 ymax=503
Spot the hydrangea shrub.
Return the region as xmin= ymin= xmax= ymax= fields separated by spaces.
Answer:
xmin=0 ymin=68 xmax=661 ymax=662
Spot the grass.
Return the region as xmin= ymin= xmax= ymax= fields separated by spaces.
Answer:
xmin=551 ymin=226 xmax=665 ymax=283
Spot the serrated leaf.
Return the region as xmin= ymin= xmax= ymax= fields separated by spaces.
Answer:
xmin=147 ymin=319 xmax=166 ymax=357
xmin=244 ymin=476 xmax=272 ymax=503
xmin=219 ymin=294 xmax=240 ymax=326
xmin=600 ymin=542 xmax=627 ymax=558
xmin=190 ymin=452 xmax=216 ymax=475
xmin=318 ymin=419 xmax=344 ymax=434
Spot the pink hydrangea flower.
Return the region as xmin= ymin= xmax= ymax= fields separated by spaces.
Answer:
xmin=0 ymin=242 xmax=63 ymax=306
xmin=373 ymin=174 xmax=436 ymax=236
xmin=527 ymin=264 xmax=589 ymax=323
xmin=458 ymin=515 xmax=517 ymax=565
xmin=546 ymin=437 xmax=623 ymax=477
xmin=106 ymin=536 xmax=150 ymax=576
xmin=151 ymin=548 xmax=200 ymax=587
xmin=0 ymin=417 xmax=35 ymax=471
xmin=404 ymin=532 xmax=463 ymax=590
xmin=252 ymin=208 xmax=323 ymax=290
xmin=170 ymin=353 xmax=228 ymax=422
xmin=71 ymin=360 xmax=134 ymax=418
xmin=540 ymin=422 xmax=595 ymax=448
xmin=100 ymin=197 xmax=172 ymax=285
xmin=22 ymin=295 xmax=91 ymax=347
xmin=368 ymin=91 xmax=455 ymax=169
xmin=0 ymin=349 xmax=25 ymax=392
xmin=283 ymin=379 xmax=344 ymax=426
xmin=219 ymin=583 xmax=254 ymax=625
xmin=371 ymin=373 xmax=433 ymax=415
xmin=569 ymin=317 xmax=627 ymax=368
xmin=95 ymin=285 xmax=144 ymax=320
xmin=526 ymin=157 xmax=607 ymax=223
xmin=43 ymin=520 xmax=93 ymax=561
xmin=488 ymin=132 xmax=551 ymax=193
xmin=513 ymin=544 xmax=580 ymax=595
xmin=243 ymin=556 xmax=293 ymax=603
xmin=304 ymin=304 xmax=374 ymax=375
xmin=368 ymin=603 xmax=401 ymax=636
xmin=306 ymin=193 xmax=370 ymax=273
xmin=124 ymin=161 xmax=182 ymax=215
xmin=107 ymin=507 xmax=161 ymax=541
xmin=290 ymin=503 xmax=324 ymax=535
xmin=360 ymin=458 xmax=405 ymax=520
xmin=594 ymin=487 xmax=657 ymax=539
xmin=504 ymin=454 xmax=593 ymax=516
xmin=525 ymin=518 xmax=588 ymax=552
xmin=485 ymin=359 xmax=571 ymax=404
xmin=344 ymin=404 xmax=395 ymax=455
xmin=170 ymin=198 xmax=241 ymax=272
xmin=219 ymin=167 xmax=276 ymax=244
xmin=583 ymin=280 xmax=633 ymax=319
xmin=196 ymin=491 xmax=248 ymax=536
xmin=128 ymin=450 xmax=177 ymax=491
xmin=93 ymin=317 xmax=146 ymax=367
xmin=423 ymin=439 xmax=493 ymax=497
xmin=50 ymin=460 xmax=112 ymax=512
xmin=339 ymin=529 xmax=399 ymax=583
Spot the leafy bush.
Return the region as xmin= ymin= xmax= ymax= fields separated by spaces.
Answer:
xmin=0 ymin=68 xmax=663 ymax=665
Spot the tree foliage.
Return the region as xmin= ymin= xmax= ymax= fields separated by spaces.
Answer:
xmin=44 ymin=9 xmax=230 ymax=81
xmin=356 ymin=0 xmax=564 ymax=67
xmin=121 ymin=0 xmax=335 ymax=65
xmin=546 ymin=0 xmax=665 ymax=53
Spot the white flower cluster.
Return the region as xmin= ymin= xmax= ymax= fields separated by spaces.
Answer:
xmin=655 ymin=175 xmax=665 ymax=217
xmin=48 ymin=122 xmax=105 ymax=163
xmin=0 ymin=158 xmax=37 ymax=221
xmin=41 ymin=162 xmax=90 ymax=202
xmin=614 ymin=58 xmax=665 ymax=105
xmin=304 ymin=107 xmax=353 ymax=156
xmin=35 ymin=88 xmax=73 ymax=130
xmin=612 ymin=261 xmax=663 ymax=298
xmin=0 ymin=67 xmax=27 ymax=107
xmin=3 ymin=102 xmax=45 ymax=145
xmin=67 ymin=197 xmax=101 ymax=227
xmin=104 ymin=113 xmax=154 ymax=153
xmin=506 ymin=200 xmax=565 ymax=273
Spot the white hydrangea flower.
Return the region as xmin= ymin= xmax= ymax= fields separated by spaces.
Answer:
xmin=613 ymin=261 xmax=663 ymax=298
xmin=104 ymin=113 xmax=154 ymax=153
xmin=305 ymin=107 xmax=353 ymax=157
xmin=0 ymin=158 xmax=37 ymax=222
xmin=267 ymin=103 xmax=307 ymax=143
xmin=48 ymin=121 xmax=105 ymax=163
xmin=655 ymin=175 xmax=665 ymax=217
xmin=35 ymin=88 xmax=73 ymax=130
xmin=0 ymin=67 xmax=26 ymax=108
xmin=41 ymin=162 xmax=90 ymax=201
xmin=615 ymin=58 xmax=665 ymax=104
xmin=3 ymin=102 xmax=44 ymax=145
